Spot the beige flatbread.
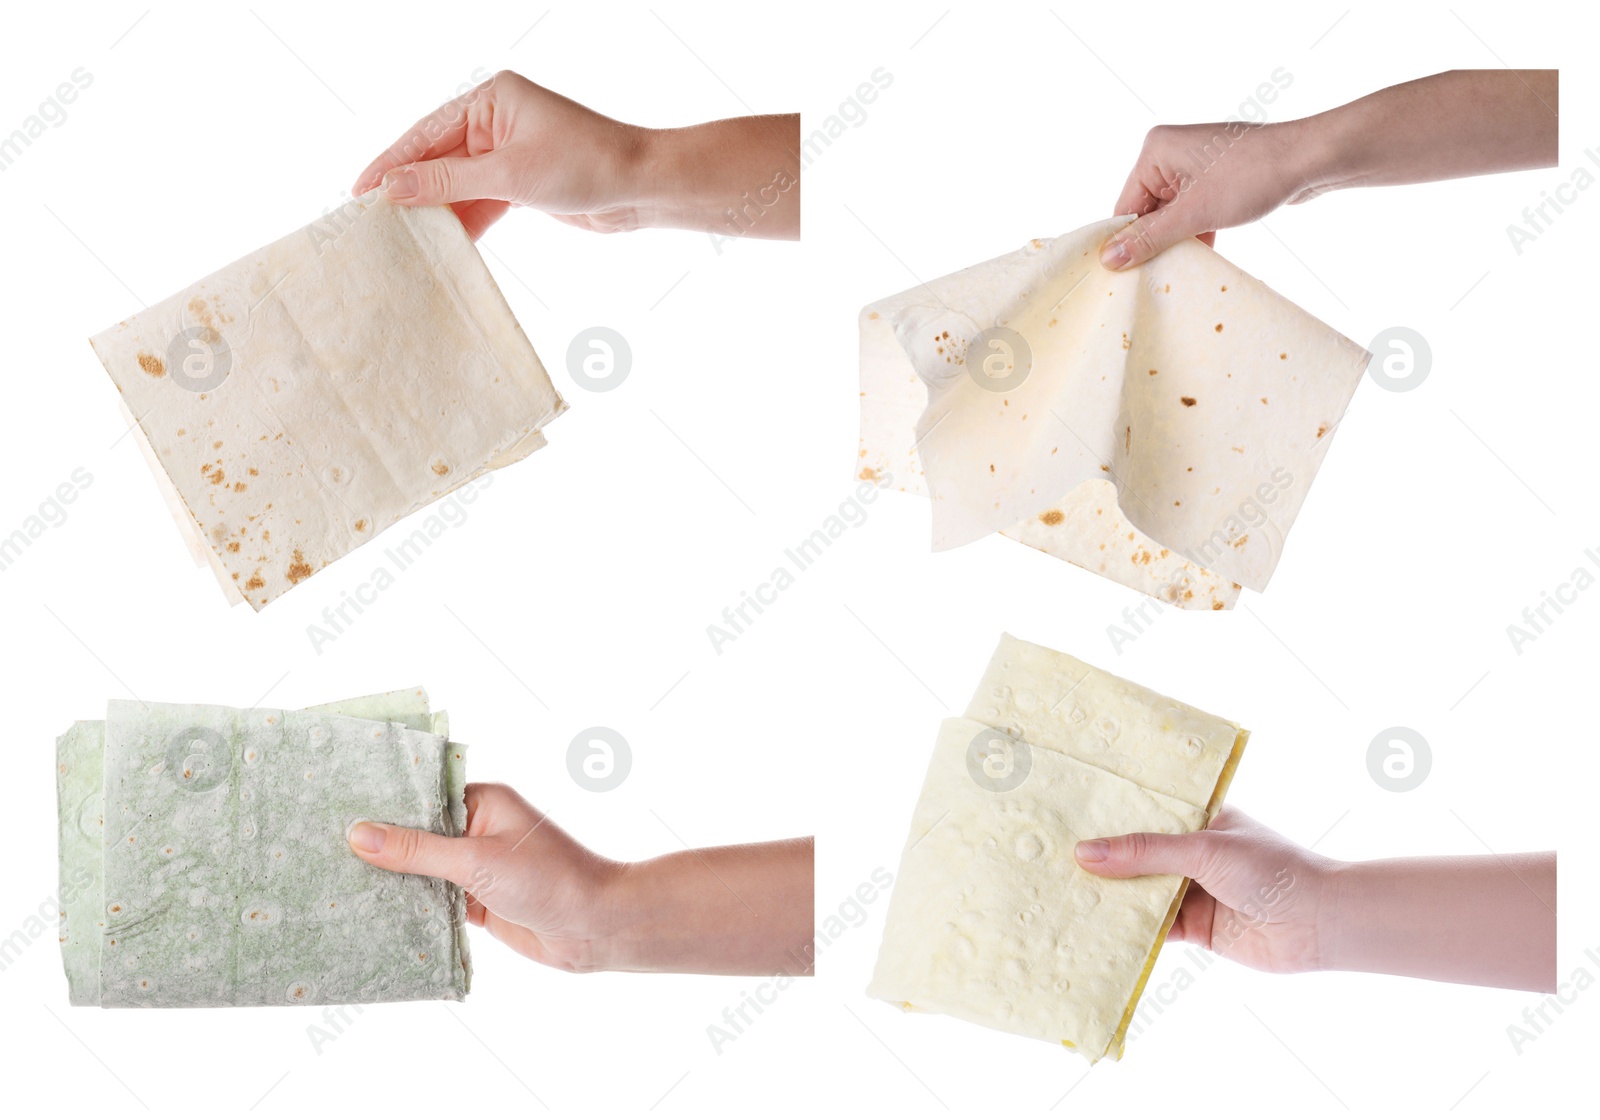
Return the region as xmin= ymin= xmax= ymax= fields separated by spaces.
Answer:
xmin=868 ymin=634 xmax=1248 ymax=1062
xmin=858 ymin=218 xmax=1368 ymax=602
xmin=90 ymin=192 xmax=565 ymax=609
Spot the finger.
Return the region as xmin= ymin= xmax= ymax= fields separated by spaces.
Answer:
xmin=1075 ymin=829 xmax=1218 ymax=880
xmin=463 ymin=781 xmax=545 ymax=839
xmin=1168 ymin=882 xmax=1216 ymax=944
xmin=1099 ymin=202 xmax=1201 ymax=271
xmin=1111 ymin=167 xmax=1164 ymax=220
xmin=347 ymin=820 xmax=485 ymax=884
xmin=351 ymin=79 xmax=493 ymax=195
xmin=452 ymin=199 xmax=512 ymax=241
xmin=381 ymin=152 xmax=514 ymax=208
xmin=1197 ymin=231 xmax=1216 ymax=249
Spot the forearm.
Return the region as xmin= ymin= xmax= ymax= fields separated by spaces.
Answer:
xmin=1293 ymin=69 xmax=1557 ymax=195
xmin=592 ymin=837 xmax=814 ymax=974
xmin=633 ymin=114 xmax=800 ymax=238
xmin=1319 ymin=853 xmax=1556 ymax=991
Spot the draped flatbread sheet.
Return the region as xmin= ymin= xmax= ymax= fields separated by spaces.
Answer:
xmin=90 ymin=192 xmax=565 ymax=609
xmin=868 ymin=634 xmax=1248 ymax=1062
xmin=858 ymin=217 xmax=1369 ymax=605
xmin=56 ymin=688 xmax=470 ymax=1007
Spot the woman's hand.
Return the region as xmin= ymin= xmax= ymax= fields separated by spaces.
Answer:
xmin=1077 ymin=805 xmax=1557 ymax=991
xmin=352 ymin=70 xmax=800 ymax=242
xmin=348 ymin=782 xmax=814 ymax=975
xmin=1075 ymin=806 xmax=1334 ymax=973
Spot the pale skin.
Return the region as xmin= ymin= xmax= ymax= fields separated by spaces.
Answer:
xmin=1101 ymin=69 xmax=1559 ymax=269
xmin=348 ymin=783 xmax=814 ymax=976
xmin=352 ymin=70 xmax=800 ymax=242
xmin=1076 ymin=806 xmax=1557 ymax=992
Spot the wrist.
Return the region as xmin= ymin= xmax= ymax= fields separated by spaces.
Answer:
xmin=1311 ymin=858 xmax=1355 ymax=973
xmin=1282 ymin=107 xmax=1361 ymax=197
xmin=547 ymin=854 xmax=634 ymax=973
xmin=622 ymin=125 xmax=680 ymax=231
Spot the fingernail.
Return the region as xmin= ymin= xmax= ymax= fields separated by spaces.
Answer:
xmin=382 ymin=169 xmax=418 ymax=200
xmin=1099 ymin=239 xmax=1130 ymax=270
xmin=348 ymin=821 xmax=387 ymax=853
xmin=1075 ymin=839 xmax=1110 ymax=862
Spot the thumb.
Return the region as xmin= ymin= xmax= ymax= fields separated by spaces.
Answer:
xmin=381 ymin=152 xmax=511 ymax=207
xmin=347 ymin=820 xmax=480 ymax=884
xmin=1099 ymin=206 xmax=1202 ymax=270
xmin=1075 ymin=830 xmax=1218 ymax=880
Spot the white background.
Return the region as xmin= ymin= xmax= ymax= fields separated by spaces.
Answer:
xmin=0 ymin=1 xmax=1590 ymax=1116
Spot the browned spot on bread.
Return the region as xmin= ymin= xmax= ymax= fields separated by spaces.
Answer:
xmin=1148 ymin=368 xmax=1158 ymax=376
xmin=1214 ymin=323 xmax=1223 ymax=332
xmin=1260 ymin=397 xmax=1269 ymax=404
xmin=207 ymin=467 xmax=225 ymax=485
xmin=286 ymin=549 xmax=313 ymax=584
xmin=354 ymin=519 xmax=367 ymax=532
xmin=1211 ymin=600 xmax=1224 ymax=610
xmin=1183 ymin=589 xmax=1194 ymax=601
xmin=1316 ymin=424 xmax=1329 ymax=438
xmin=1279 ymin=352 xmax=1288 ymax=360
xmin=431 ymin=462 xmax=450 ymax=476
xmin=1124 ymin=425 xmax=1131 ymax=451
xmin=233 ymin=481 xmax=247 ymax=492
xmin=1234 ymin=534 xmax=1249 ymax=548
xmin=1181 ymin=396 xmax=1197 ymax=407
xmin=226 ymin=541 xmax=241 ymax=553
xmin=1039 ymin=509 xmax=1064 ymax=526
xmin=244 ymin=570 xmax=265 ymax=591
xmin=137 ymin=352 xmax=165 ymax=376
xmin=858 ymin=467 xmax=878 ymax=482
xmin=248 ymin=467 xmax=259 ymax=476
xmin=1220 ymin=285 xmax=1228 ymax=292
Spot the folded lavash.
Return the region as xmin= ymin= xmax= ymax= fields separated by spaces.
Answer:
xmin=90 ymin=192 xmax=564 ymax=609
xmin=868 ymin=634 xmax=1248 ymax=1062
xmin=56 ymin=688 xmax=471 ymax=1007
xmin=858 ymin=216 xmax=1369 ymax=607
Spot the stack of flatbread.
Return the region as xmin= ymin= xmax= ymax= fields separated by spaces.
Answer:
xmin=90 ymin=193 xmax=565 ymax=609
xmin=858 ymin=217 xmax=1369 ymax=607
xmin=56 ymin=688 xmax=470 ymax=1007
xmin=868 ymin=634 xmax=1248 ymax=1062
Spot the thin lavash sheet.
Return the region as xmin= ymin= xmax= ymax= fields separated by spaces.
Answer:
xmin=858 ymin=216 xmax=1370 ymax=600
xmin=55 ymin=689 xmax=470 ymax=1008
xmin=867 ymin=634 xmax=1248 ymax=1063
xmin=90 ymin=192 xmax=565 ymax=610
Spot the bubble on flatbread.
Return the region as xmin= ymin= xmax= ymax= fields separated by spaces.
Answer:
xmin=241 ymin=903 xmax=280 ymax=926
